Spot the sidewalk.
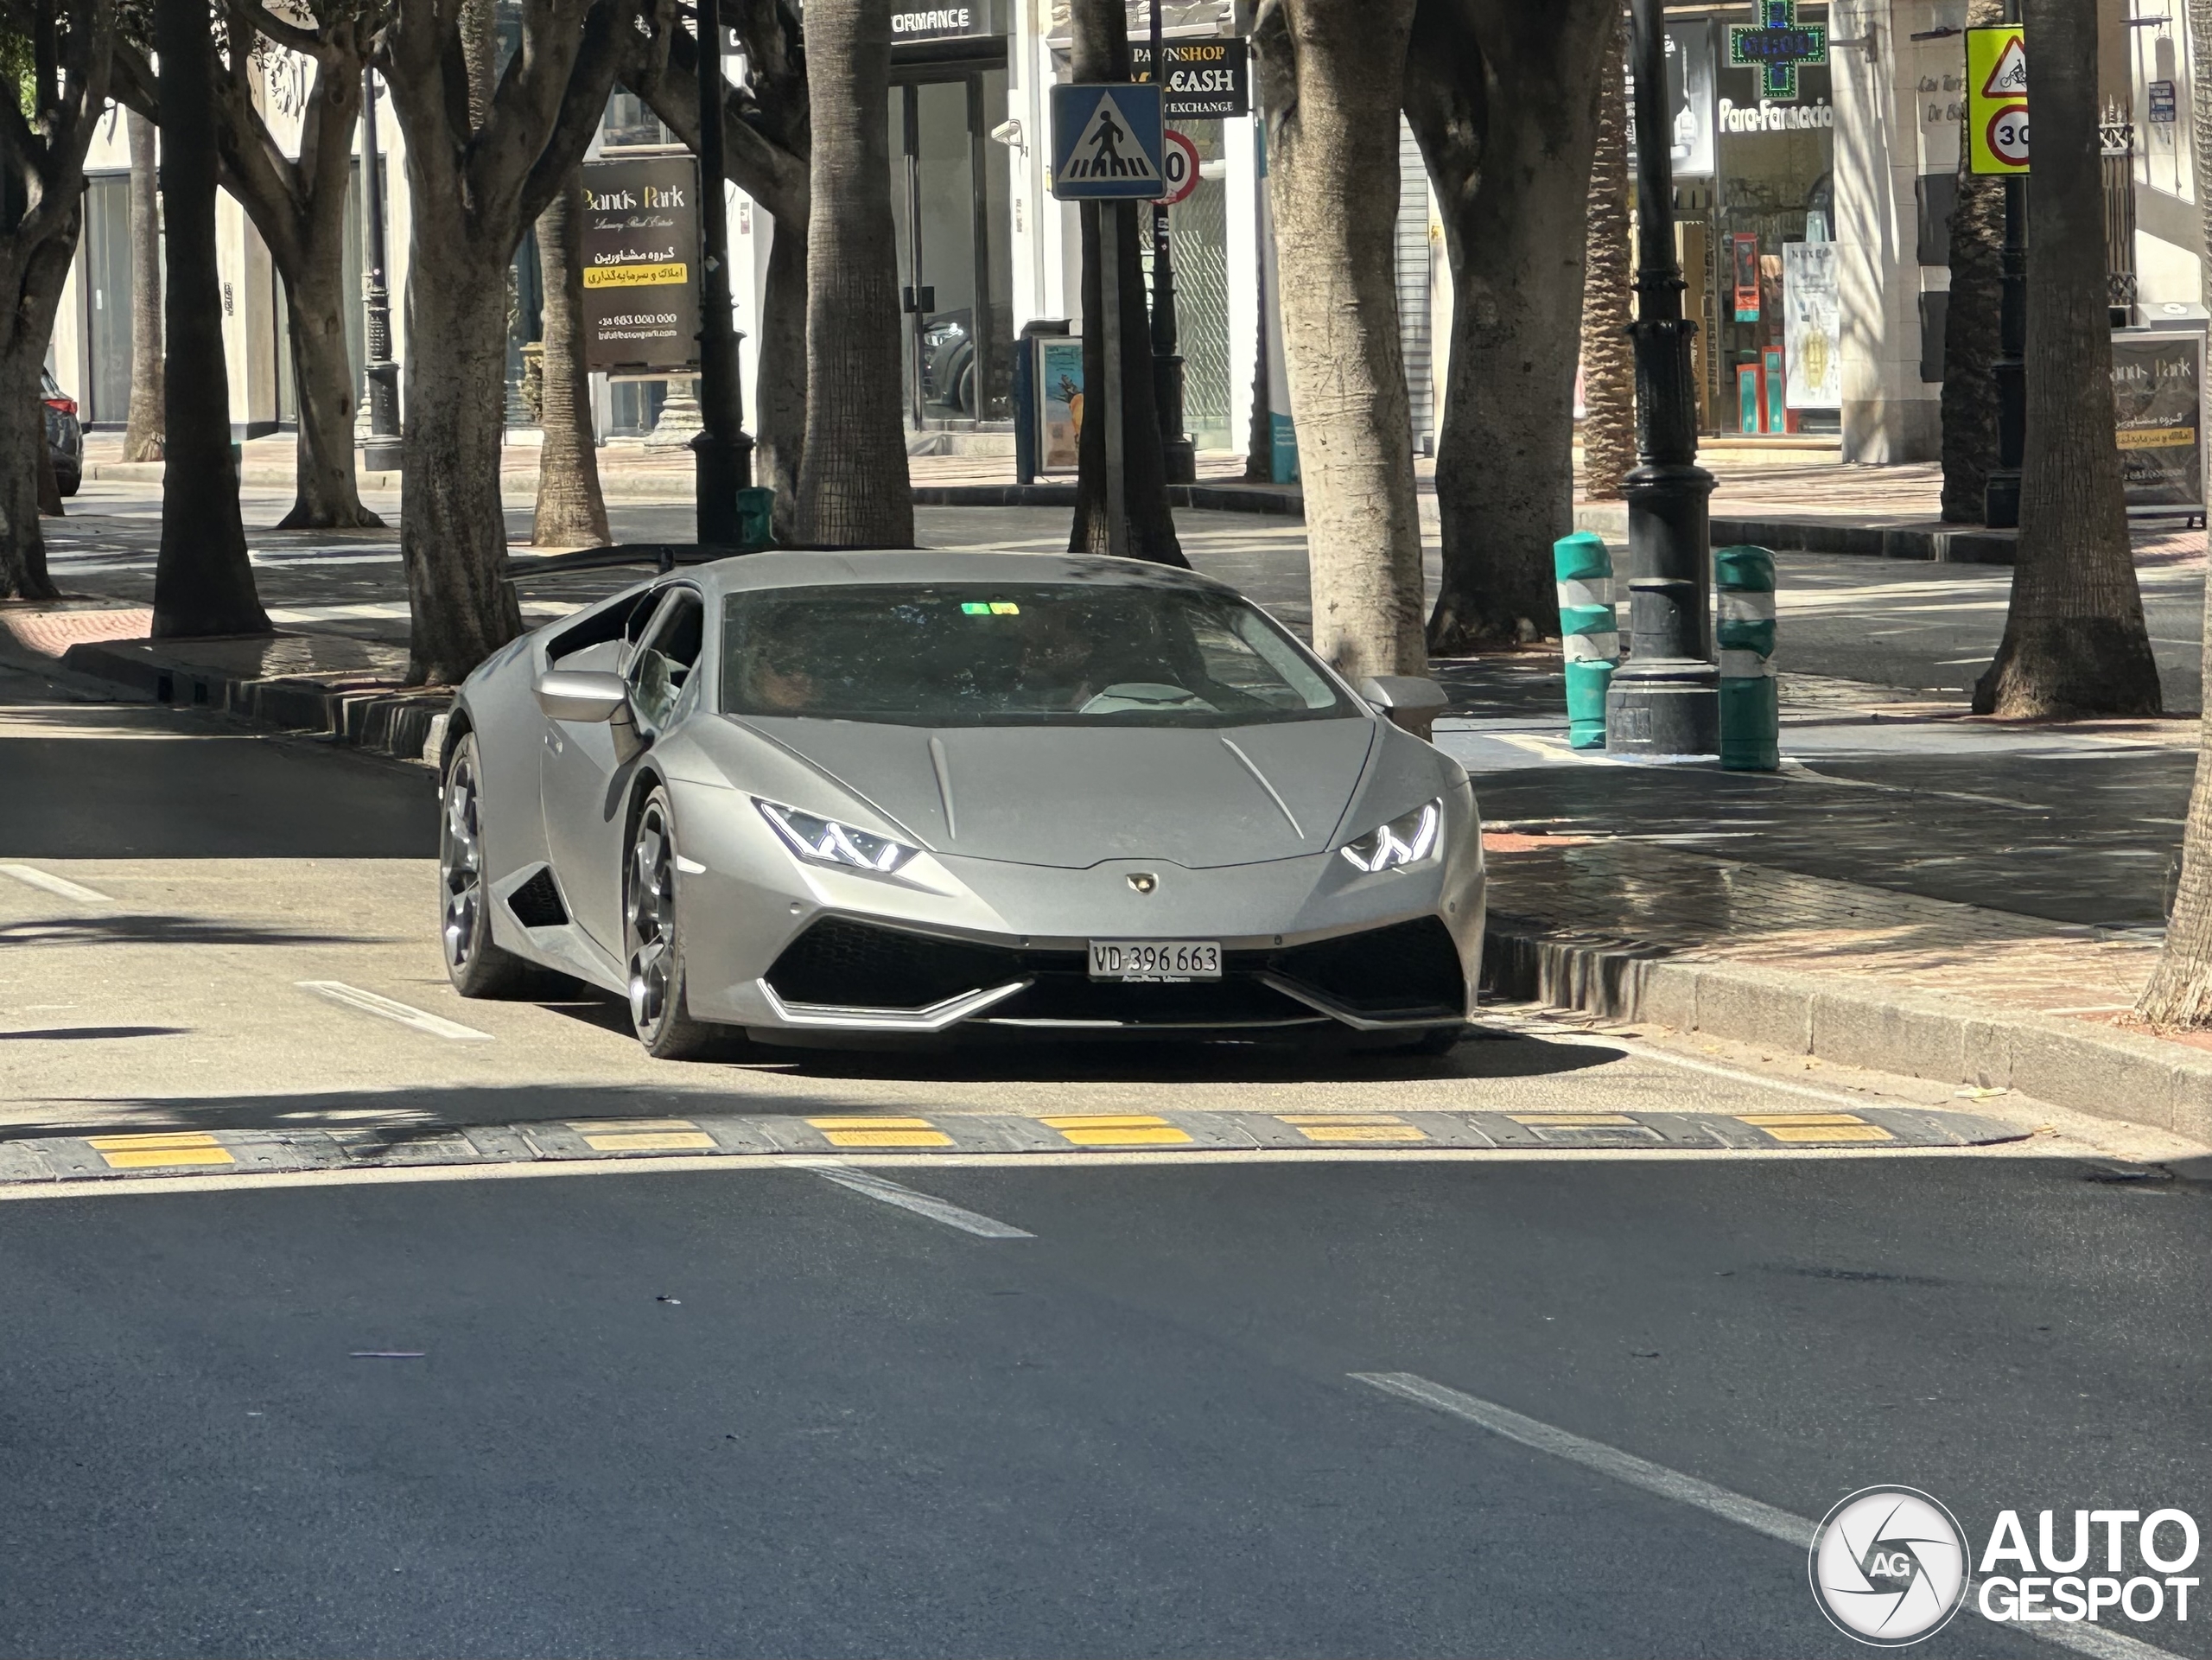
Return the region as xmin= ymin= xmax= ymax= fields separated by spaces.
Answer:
xmin=73 ymin=430 xmax=2208 ymax=568
xmin=10 ymin=469 xmax=2209 ymax=1135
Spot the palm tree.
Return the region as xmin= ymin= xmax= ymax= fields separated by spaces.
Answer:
xmin=151 ymin=0 xmax=270 ymax=638
xmin=1579 ymin=12 xmax=1633 ymax=506
xmin=1405 ymin=0 xmax=1619 ymax=652
xmin=123 ymin=110 xmax=164 ymax=464
xmin=2136 ymin=0 xmax=2212 ymax=1028
xmin=1972 ymin=0 xmax=2159 ymax=716
xmin=1250 ymin=0 xmax=1425 ymax=680
xmin=1939 ymin=0 xmax=2005 ymax=523
xmin=531 ymin=170 xmax=612 ymax=549
xmin=793 ymin=0 xmax=912 ymax=548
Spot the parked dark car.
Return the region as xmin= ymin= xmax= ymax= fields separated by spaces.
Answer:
xmin=920 ymin=308 xmax=977 ymax=419
xmin=42 ymin=368 xmax=80 ymax=497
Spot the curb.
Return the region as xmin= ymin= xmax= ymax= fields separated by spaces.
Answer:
xmin=1571 ymin=503 xmax=2017 ymax=564
xmin=1481 ymin=921 xmax=2212 ymax=1143
xmin=912 ymin=480 xmax=1304 ymax=515
xmin=56 ymin=637 xmax=452 ymax=768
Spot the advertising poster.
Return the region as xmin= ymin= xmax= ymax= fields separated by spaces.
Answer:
xmin=1038 ymin=338 xmax=1084 ymax=474
xmin=1628 ymin=22 xmax=1717 ymax=179
xmin=1732 ymin=232 xmax=1762 ymax=322
xmin=1783 ymin=241 xmax=1841 ymax=409
xmin=580 ymin=156 xmax=700 ymax=373
xmin=2110 ymin=329 xmax=2204 ymax=514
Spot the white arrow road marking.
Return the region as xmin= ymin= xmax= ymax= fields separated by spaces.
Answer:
xmin=1351 ymin=1372 xmax=2184 ymax=1660
xmin=802 ymin=1165 xmax=1033 ymax=1238
xmin=296 ymin=981 xmax=494 ymax=1042
xmin=0 ymin=865 xmax=113 ymax=904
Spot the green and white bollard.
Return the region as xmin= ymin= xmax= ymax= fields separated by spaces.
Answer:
xmin=1715 ymin=544 xmax=1779 ymax=772
xmin=1553 ymin=531 xmax=1618 ymax=750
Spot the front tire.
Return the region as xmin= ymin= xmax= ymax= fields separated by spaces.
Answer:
xmin=440 ymin=731 xmax=538 ymax=998
xmin=625 ymin=786 xmax=730 ymax=1060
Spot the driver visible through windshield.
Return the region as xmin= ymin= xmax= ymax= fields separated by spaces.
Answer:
xmin=721 ymin=582 xmax=1354 ymax=727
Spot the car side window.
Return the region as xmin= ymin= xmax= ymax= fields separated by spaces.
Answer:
xmin=627 ymin=590 xmax=705 ymax=732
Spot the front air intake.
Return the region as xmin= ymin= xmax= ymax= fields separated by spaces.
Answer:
xmin=766 ymin=918 xmax=1030 ymax=1010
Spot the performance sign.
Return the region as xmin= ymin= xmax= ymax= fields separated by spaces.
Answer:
xmin=2111 ymin=329 xmax=2204 ymax=518
xmin=1967 ymin=25 xmax=2028 ymax=175
xmin=581 ymin=156 xmax=700 ymax=372
xmin=1129 ymin=38 xmax=1249 ymax=118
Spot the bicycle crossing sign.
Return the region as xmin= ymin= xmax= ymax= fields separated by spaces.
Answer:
xmin=1050 ymin=82 xmax=1166 ymax=200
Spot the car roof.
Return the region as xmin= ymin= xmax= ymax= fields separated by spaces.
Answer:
xmin=695 ymin=549 xmax=1238 ymax=600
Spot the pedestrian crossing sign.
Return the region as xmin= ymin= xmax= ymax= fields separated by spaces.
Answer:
xmin=1050 ymin=82 xmax=1166 ymax=200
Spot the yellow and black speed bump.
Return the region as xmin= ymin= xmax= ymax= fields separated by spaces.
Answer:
xmin=0 ymin=1103 xmax=2027 ymax=1187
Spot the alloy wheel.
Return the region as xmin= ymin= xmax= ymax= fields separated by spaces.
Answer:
xmin=627 ymin=802 xmax=677 ymax=1038
xmin=440 ymin=746 xmax=486 ymax=971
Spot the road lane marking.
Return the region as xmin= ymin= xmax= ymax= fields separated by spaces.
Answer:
xmin=296 ymin=982 xmax=493 ymax=1042
xmin=86 ymin=1131 xmax=236 ymax=1170
xmin=0 ymin=864 xmax=112 ymax=903
xmin=1351 ymin=1372 xmax=2183 ymax=1660
xmin=1041 ymin=1114 xmax=1193 ymax=1148
xmin=1511 ymin=1114 xmax=1637 ymax=1127
xmin=804 ymin=1166 xmax=1033 ymax=1238
xmin=807 ymin=1116 xmax=955 ymax=1149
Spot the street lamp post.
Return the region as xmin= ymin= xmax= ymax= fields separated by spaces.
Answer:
xmin=690 ymin=0 xmax=753 ymax=546
xmin=1605 ymin=0 xmax=1719 ymax=756
xmin=358 ymin=67 xmax=403 ymax=474
xmin=1983 ymin=0 xmax=2026 ymax=529
xmin=1148 ymin=0 xmax=1195 ymax=484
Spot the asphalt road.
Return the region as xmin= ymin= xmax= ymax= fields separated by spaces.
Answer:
xmin=3 ymin=633 xmax=2209 ymax=1659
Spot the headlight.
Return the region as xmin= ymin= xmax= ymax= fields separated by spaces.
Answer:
xmin=756 ymin=799 xmax=918 ymax=873
xmin=1339 ymin=798 xmax=1441 ymax=873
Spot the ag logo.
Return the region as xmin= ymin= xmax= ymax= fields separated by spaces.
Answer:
xmin=1809 ymin=1487 xmax=1970 ymax=1645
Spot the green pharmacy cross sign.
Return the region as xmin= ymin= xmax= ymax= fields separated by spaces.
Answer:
xmin=1728 ymin=0 xmax=1827 ymax=100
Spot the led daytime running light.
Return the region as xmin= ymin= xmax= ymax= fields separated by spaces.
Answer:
xmin=756 ymin=799 xmax=915 ymax=873
xmin=1339 ymin=799 xmax=1441 ymax=873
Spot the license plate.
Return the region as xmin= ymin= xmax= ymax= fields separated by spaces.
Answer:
xmin=1088 ymin=940 xmax=1222 ymax=982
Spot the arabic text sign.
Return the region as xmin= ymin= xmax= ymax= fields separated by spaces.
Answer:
xmin=2111 ymin=329 xmax=2203 ymax=514
xmin=581 ymin=156 xmax=701 ymax=372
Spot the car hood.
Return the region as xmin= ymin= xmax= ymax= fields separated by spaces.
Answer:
xmin=727 ymin=716 xmax=1379 ymax=869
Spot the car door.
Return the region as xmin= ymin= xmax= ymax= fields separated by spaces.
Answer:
xmin=540 ymin=585 xmax=705 ymax=952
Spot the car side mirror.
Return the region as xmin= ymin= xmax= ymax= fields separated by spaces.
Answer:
xmin=535 ymin=669 xmax=630 ymax=724
xmin=1357 ymin=675 xmax=1450 ymax=736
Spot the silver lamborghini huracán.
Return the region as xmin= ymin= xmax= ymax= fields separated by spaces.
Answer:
xmin=437 ymin=550 xmax=1487 ymax=1058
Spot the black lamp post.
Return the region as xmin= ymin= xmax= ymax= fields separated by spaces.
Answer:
xmin=358 ymin=67 xmax=403 ymax=474
xmin=1605 ymin=0 xmax=1719 ymax=756
xmin=1148 ymin=1 xmax=1195 ymax=483
xmin=1984 ymin=0 xmax=2026 ymax=529
xmin=690 ymin=0 xmax=753 ymax=545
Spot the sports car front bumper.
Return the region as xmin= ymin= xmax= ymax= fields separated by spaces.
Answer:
xmin=667 ymin=779 xmax=1485 ymax=1039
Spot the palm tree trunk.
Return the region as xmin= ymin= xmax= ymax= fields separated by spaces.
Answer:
xmin=151 ymin=0 xmax=269 ymax=639
xmin=794 ymin=0 xmax=912 ymax=549
xmin=1939 ymin=0 xmax=2006 ymax=523
xmin=1408 ymin=0 xmax=1618 ymax=652
xmin=1252 ymin=0 xmax=1424 ymax=681
xmin=1971 ymin=0 xmax=2158 ymax=716
xmin=2136 ymin=0 xmax=2212 ymax=1028
xmin=1579 ymin=13 xmax=1633 ymax=506
xmin=123 ymin=108 xmax=164 ymax=464
xmin=1065 ymin=0 xmax=1184 ymax=565
xmin=531 ymin=170 xmax=611 ymax=548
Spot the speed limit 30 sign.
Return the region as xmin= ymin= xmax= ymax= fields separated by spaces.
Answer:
xmin=1160 ymin=129 xmax=1201 ymax=206
xmin=1985 ymin=104 xmax=2029 ymax=169
xmin=1967 ymin=25 xmax=2028 ymax=175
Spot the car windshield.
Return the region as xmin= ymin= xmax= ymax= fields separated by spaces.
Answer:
xmin=721 ymin=582 xmax=1356 ymax=727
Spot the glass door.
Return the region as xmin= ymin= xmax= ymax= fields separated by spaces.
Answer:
xmin=887 ymin=72 xmax=1013 ymax=429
